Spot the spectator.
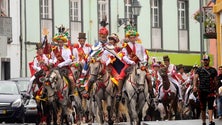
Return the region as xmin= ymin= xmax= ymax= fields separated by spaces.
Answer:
xmin=193 ymin=55 xmax=218 ymax=125
xmin=217 ymin=66 xmax=222 ymax=119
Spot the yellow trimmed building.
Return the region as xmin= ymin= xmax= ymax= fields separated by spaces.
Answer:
xmin=213 ymin=0 xmax=222 ymax=66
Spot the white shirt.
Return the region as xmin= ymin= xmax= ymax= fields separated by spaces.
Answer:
xmin=122 ymin=42 xmax=147 ymax=65
xmin=49 ymin=46 xmax=72 ymax=67
xmin=72 ymin=42 xmax=91 ymax=63
xmin=33 ymin=54 xmax=49 ymax=72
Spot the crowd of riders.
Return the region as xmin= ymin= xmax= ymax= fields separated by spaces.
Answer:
xmin=26 ymin=24 xmax=222 ymax=124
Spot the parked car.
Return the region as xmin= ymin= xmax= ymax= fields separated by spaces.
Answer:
xmin=10 ymin=77 xmax=38 ymax=123
xmin=0 ymin=81 xmax=25 ymax=123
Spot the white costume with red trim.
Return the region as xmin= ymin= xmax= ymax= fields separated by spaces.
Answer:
xmin=122 ymin=42 xmax=147 ymax=65
xmin=49 ymin=46 xmax=72 ymax=67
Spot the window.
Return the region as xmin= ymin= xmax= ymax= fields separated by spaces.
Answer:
xmin=178 ymin=0 xmax=189 ymax=51
xmin=151 ymin=0 xmax=160 ymax=28
xmin=40 ymin=0 xmax=52 ymax=19
xmin=70 ymin=0 xmax=81 ymax=21
xmin=98 ymin=0 xmax=109 ymax=23
xmin=124 ymin=0 xmax=132 ymax=20
xmin=70 ymin=0 xmax=82 ymax=43
xmin=150 ymin=0 xmax=162 ymax=49
xmin=40 ymin=0 xmax=53 ymax=41
xmin=0 ymin=0 xmax=9 ymax=17
xmin=178 ymin=1 xmax=187 ymax=30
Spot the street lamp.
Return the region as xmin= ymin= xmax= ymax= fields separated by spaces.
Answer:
xmin=117 ymin=0 xmax=142 ymax=31
xmin=131 ymin=0 xmax=142 ymax=31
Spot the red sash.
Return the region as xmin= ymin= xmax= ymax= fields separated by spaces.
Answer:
xmin=77 ymin=47 xmax=86 ymax=61
xmin=125 ymin=43 xmax=140 ymax=63
xmin=52 ymin=47 xmax=64 ymax=66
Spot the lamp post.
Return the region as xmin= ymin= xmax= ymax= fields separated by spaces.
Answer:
xmin=117 ymin=0 xmax=141 ymax=31
xmin=199 ymin=0 xmax=204 ymax=64
xmin=131 ymin=0 xmax=142 ymax=31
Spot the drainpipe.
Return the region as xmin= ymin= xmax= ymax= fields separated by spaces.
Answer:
xmin=19 ymin=0 xmax=22 ymax=77
xmin=24 ymin=0 xmax=27 ymax=76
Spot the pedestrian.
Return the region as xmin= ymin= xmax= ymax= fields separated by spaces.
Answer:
xmin=193 ymin=55 xmax=218 ymax=125
xmin=217 ymin=66 xmax=222 ymax=119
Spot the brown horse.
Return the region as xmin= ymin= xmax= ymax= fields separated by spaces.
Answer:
xmin=158 ymin=67 xmax=180 ymax=120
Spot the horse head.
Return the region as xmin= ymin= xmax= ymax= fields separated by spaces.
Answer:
xmin=88 ymin=58 xmax=106 ymax=84
xmin=159 ymin=67 xmax=168 ymax=79
xmin=70 ymin=62 xmax=83 ymax=81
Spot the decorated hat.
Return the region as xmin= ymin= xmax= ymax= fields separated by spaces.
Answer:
xmin=78 ymin=32 xmax=86 ymax=39
xmin=125 ymin=30 xmax=139 ymax=37
xmin=163 ymin=55 xmax=170 ymax=61
xmin=99 ymin=27 xmax=109 ymax=35
xmin=203 ymin=54 xmax=210 ymax=60
xmin=36 ymin=42 xmax=43 ymax=50
xmin=108 ymin=33 xmax=119 ymax=43
xmin=52 ymin=35 xmax=68 ymax=43
xmin=53 ymin=25 xmax=69 ymax=43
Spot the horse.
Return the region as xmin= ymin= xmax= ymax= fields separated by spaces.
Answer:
xmin=158 ymin=67 xmax=181 ymax=120
xmin=123 ymin=64 xmax=150 ymax=125
xmin=42 ymin=68 xmax=71 ymax=125
xmin=87 ymin=59 xmax=117 ymax=124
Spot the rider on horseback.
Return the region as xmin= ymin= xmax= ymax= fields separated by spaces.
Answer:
xmin=121 ymin=30 xmax=154 ymax=98
xmin=163 ymin=55 xmax=183 ymax=101
xmin=27 ymin=42 xmax=49 ymax=97
xmin=81 ymin=27 xmax=109 ymax=99
xmin=49 ymin=28 xmax=74 ymax=96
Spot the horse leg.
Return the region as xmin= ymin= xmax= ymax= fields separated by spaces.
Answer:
xmin=95 ymin=96 xmax=104 ymax=124
xmin=128 ymin=99 xmax=139 ymax=125
xmin=107 ymin=96 xmax=114 ymax=125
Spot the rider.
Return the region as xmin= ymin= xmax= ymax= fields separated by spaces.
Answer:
xmin=151 ymin=61 xmax=162 ymax=96
xmin=121 ymin=30 xmax=154 ymax=98
xmin=50 ymin=32 xmax=74 ymax=95
xmin=73 ymin=32 xmax=92 ymax=85
xmin=72 ymin=32 xmax=91 ymax=63
xmin=27 ymin=42 xmax=49 ymax=96
xmin=81 ymin=27 xmax=109 ymax=99
xmin=100 ymin=33 xmax=129 ymax=101
xmin=163 ymin=55 xmax=183 ymax=101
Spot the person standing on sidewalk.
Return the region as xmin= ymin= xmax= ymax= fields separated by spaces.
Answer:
xmin=193 ymin=55 xmax=218 ymax=125
xmin=217 ymin=66 xmax=222 ymax=119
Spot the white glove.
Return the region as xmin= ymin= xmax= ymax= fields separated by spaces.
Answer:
xmin=130 ymin=61 xmax=136 ymax=65
xmin=58 ymin=63 xmax=63 ymax=68
xmin=37 ymin=67 xmax=41 ymax=72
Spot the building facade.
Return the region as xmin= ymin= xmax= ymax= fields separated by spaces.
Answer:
xmin=213 ymin=0 xmax=222 ymax=67
xmin=0 ymin=0 xmax=213 ymax=78
xmin=0 ymin=0 xmax=21 ymax=80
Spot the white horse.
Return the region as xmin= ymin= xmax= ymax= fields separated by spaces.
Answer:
xmin=87 ymin=60 xmax=117 ymax=124
xmin=123 ymin=64 xmax=150 ymax=125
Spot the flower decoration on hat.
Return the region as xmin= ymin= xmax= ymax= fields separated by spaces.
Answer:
xmin=125 ymin=30 xmax=139 ymax=37
xmin=52 ymin=25 xmax=69 ymax=43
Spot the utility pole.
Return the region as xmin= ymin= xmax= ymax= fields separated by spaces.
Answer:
xmin=199 ymin=0 xmax=204 ymax=64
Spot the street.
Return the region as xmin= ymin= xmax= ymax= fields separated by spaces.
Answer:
xmin=1 ymin=119 xmax=222 ymax=125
